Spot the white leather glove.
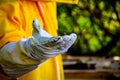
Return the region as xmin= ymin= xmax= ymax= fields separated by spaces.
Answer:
xmin=26 ymin=19 xmax=77 ymax=62
xmin=0 ymin=19 xmax=77 ymax=78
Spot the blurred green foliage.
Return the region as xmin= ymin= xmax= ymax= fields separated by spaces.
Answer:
xmin=57 ymin=0 xmax=120 ymax=56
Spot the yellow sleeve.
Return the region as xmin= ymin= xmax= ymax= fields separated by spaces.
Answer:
xmin=0 ymin=1 xmax=25 ymax=48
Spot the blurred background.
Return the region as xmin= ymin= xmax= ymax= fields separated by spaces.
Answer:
xmin=57 ymin=0 xmax=120 ymax=80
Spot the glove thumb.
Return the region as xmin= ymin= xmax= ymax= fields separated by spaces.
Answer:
xmin=32 ymin=18 xmax=41 ymax=39
xmin=32 ymin=18 xmax=51 ymax=39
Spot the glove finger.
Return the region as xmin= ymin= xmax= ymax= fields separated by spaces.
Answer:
xmin=49 ymin=36 xmax=63 ymax=43
xmin=46 ymin=33 xmax=76 ymax=51
xmin=42 ymin=36 xmax=63 ymax=46
xmin=38 ymin=36 xmax=64 ymax=54
xmin=46 ymin=33 xmax=76 ymax=53
xmin=62 ymin=33 xmax=77 ymax=50
xmin=66 ymin=33 xmax=77 ymax=48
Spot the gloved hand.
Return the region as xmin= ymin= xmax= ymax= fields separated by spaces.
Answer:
xmin=0 ymin=18 xmax=77 ymax=78
xmin=26 ymin=19 xmax=77 ymax=62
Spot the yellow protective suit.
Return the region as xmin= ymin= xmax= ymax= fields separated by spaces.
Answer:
xmin=0 ymin=0 xmax=78 ymax=80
